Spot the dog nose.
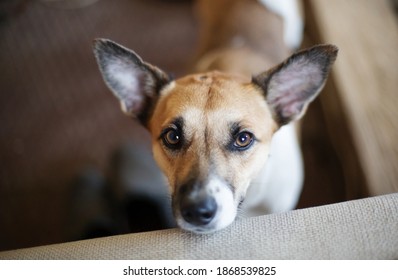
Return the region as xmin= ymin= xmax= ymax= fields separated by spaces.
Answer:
xmin=180 ymin=195 xmax=217 ymax=226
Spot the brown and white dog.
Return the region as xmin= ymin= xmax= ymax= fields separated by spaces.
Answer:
xmin=93 ymin=0 xmax=337 ymax=233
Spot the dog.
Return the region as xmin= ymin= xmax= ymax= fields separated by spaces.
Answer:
xmin=93 ymin=0 xmax=337 ymax=233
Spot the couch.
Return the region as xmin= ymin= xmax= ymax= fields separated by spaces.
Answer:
xmin=1 ymin=193 xmax=397 ymax=259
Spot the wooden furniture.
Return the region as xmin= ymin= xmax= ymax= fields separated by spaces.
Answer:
xmin=304 ymin=0 xmax=398 ymax=198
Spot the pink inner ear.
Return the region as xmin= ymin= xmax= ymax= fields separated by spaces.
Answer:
xmin=267 ymin=59 xmax=323 ymax=122
xmin=121 ymin=95 xmax=146 ymax=116
xmin=279 ymin=96 xmax=303 ymax=119
xmin=106 ymin=59 xmax=149 ymax=116
xmin=108 ymin=59 xmax=141 ymax=93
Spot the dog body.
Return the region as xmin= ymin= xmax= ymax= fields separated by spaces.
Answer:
xmin=195 ymin=0 xmax=303 ymax=75
xmin=193 ymin=0 xmax=304 ymax=217
xmin=93 ymin=0 xmax=337 ymax=233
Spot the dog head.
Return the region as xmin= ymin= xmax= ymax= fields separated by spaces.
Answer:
xmin=93 ymin=39 xmax=337 ymax=233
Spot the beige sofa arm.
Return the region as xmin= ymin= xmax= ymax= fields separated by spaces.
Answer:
xmin=1 ymin=193 xmax=397 ymax=259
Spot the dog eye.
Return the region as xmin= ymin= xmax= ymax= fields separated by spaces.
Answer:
xmin=162 ymin=128 xmax=182 ymax=149
xmin=234 ymin=131 xmax=254 ymax=150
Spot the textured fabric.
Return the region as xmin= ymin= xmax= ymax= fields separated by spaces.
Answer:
xmin=1 ymin=193 xmax=397 ymax=260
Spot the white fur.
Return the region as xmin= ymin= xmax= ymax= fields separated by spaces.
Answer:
xmin=175 ymin=174 xmax=236 ymax=233
xmin=207 ymin=175 xmax=237 ymax=231
xmin=241 ymin=123 xmax=303 ymax=216
xmin=159 ymin=81 xmax=176 ymax=98
xmin=259 ymin=0 xmax=303 ymax=49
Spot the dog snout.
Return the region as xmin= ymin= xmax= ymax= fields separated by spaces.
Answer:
xmin=180 ymin=196 xmax=217 ymax=226
xmin=178 ymin=184 xmax=217 ymax=226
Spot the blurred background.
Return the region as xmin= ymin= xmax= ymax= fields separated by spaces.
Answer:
xmin=0 ymin=0 xmax=396 ymax=251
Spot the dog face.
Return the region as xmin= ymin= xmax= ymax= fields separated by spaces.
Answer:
xmin=149 ymin=73 xmax=277 ymax=232
xmin=93 ymin=39 xmax=337 ymax=233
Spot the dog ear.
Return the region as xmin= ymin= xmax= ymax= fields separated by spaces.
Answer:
xmin=93 ymin=38 xmax=170 ymax=124
xmin=253 ymin=44 xmax=338 ymax=126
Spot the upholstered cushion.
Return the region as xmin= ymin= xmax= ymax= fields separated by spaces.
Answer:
xmin=1 ymin=193 xmax=397 ymax=260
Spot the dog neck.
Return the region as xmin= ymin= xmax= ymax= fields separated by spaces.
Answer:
xmin=194 ymin=0 xmax=293 ymax=77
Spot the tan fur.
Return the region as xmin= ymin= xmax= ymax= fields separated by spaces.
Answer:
xmin=149 ymin=72 xmax=277 ymax=201
xmin=194 ymin=0 xmax=289 ymax=76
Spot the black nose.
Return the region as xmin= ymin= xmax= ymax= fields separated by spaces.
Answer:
xmin=179 ymin=189 xmax=217 ymax=226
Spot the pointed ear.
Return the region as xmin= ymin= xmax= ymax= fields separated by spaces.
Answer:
xmin=253 ymin=44 xmax=338 ymax=126
xmin=93 ymin=38 xmax=171 ymax=124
